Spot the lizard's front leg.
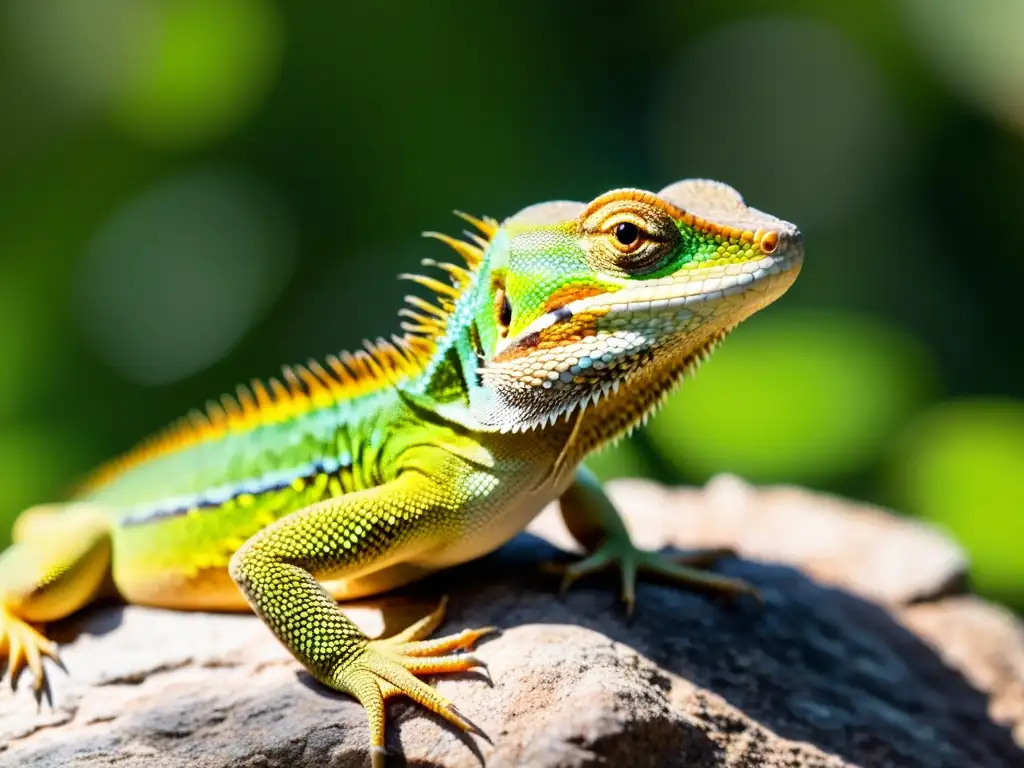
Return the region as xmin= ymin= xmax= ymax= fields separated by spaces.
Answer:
xmin=552 ymin=465 xmax=760 ymax=614
xmin=228 ymin=467 xmax=493 ymax=768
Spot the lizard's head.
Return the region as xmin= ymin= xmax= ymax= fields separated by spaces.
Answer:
xmin=460 ymin=179 xmax=803 ymax=435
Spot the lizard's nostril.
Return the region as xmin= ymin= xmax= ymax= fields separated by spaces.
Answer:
xmin=759 ymin=231 xmax=779 ymax=254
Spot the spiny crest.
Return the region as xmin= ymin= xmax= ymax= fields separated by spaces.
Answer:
xmin=399 ymin=211 xmax=496 ymax=341
xmin=77 ymin=211 xmax=498 ymax=495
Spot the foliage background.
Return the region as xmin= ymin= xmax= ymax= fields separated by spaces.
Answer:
xmin=0 ymin=1 xmax=1021 ymax=609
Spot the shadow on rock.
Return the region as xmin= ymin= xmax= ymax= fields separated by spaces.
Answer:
xmin=410 ymin=530 xmax=1023 ymax=768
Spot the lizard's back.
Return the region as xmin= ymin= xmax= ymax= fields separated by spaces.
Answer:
xmin=70 ymin=358 xmax=414 ymax=609
xmin=33 ymin=218 xmax=502 ymax=612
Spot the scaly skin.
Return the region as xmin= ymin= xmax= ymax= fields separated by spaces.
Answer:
xmin=0 ymin=179 xmax=803 ymax=766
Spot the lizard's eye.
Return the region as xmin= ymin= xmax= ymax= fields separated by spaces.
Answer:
xmin=614 ymin=221 xmax=640 ymax=247
xmin=606 ymin=217 xmax=649 ymax=255
xmin=583 ymin=199 xmax=681 ymax=275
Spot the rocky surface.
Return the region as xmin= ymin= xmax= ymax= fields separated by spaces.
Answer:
xmin=1 ymin=475 xmax=1021 ymax=768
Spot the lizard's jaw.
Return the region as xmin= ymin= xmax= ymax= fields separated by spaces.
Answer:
xmin=476 ymin=238 xmax=803 ymax=434
xmin=550 ymin=247 xmax=802 ymax=338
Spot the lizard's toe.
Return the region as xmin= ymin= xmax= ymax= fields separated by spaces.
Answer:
xmin=335 ymin=600 xmax=494 ymax=765
xmin=549 ymin=539 xmax=761 ymax=614
xmin=636 ymin=549 xmax=763 ymax=606
xmin=0 ymin=607 xmax=60 ymax=694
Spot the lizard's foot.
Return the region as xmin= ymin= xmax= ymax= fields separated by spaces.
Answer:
xmin=0 ymin=607 xmax=61 ymax=695
xmin=336 ymin=597 xmax=497 ymax=768
xmin=548 ymin=540 xmax=760 ymax=616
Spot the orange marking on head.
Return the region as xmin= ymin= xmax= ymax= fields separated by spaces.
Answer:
xmin=493 ymin=313 xmax=601 ymax=363
xmin=542 ymin=284 xmax=607 ymax=313
xmin=582 ymin=189 xmax=688 ymax=222
xmin=582 ymin=188 xmax=781 ymax=248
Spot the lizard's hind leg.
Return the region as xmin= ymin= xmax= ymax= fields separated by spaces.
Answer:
xmin=0 ymin=504 xmax=111 ymax=695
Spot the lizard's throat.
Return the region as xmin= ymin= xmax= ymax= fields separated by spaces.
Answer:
xmin=471 ymin=323 xmax=731 ymax=438
xmin=572 ymin=327 xmax=731 ymax=456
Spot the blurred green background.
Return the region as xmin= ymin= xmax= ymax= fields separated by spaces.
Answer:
xmin=0 ymin=1 xmax=1021 ymax=609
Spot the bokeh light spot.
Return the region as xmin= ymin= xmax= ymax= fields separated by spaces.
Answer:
xmin=586 ymin=438 xmax=652 ymax=483
xmin=0 ymin=425 xmax=87 ymax=549
xmin=113 ymin=0 xmax=283 ymax=148
xmin=4 ymin=0 xmax=282 ymax=148
xmin=4 ymin=0 xmax=156 ymax=113
xmin=650 ymin=17 xmax=902 ymax=232
xmin=903 ymin=0 xmax=1024 ymax=134
xmin=888 ymin=399 xmax=1024 ymax=601
xmin=75 ymin=169 xmax=296 ymax=386
xmin=645 ymin=311 xmax=933 ymax=483
xmin=0 ymin=271 xmax=50 ymax=419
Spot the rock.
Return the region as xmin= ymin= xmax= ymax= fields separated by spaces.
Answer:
xmin=537 ymin=475 xmax=970 ymax=606
xmin=903 ymin=596 xmax=1024 ymax=749
xmin=1 ymin=477 xmax=1021 ymax=768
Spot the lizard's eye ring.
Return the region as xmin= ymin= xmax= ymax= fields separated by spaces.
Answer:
xmin=584 ymin=201 xmax=680 ymax=274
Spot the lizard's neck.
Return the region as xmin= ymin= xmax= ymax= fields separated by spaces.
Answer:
xmin=408 ymin=280 xmax=728 ymax=479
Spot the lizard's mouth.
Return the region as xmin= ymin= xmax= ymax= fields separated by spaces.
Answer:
xmin=572 ymin=248 xmax=802 ymax=323
xmin=494 ymin=242 xmax=803 ymax=362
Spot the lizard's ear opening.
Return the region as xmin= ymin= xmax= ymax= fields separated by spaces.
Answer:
xmin=493 ymin=279 xmax=512 ymax=339
xmin=469 ymin=320 xmax=485 ymax=361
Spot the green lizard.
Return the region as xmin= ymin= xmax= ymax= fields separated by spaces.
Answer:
xmin=0 ymin=179 xmax=802 ymax=766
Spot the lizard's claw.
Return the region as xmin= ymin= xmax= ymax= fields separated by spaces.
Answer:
xmin=547 ymin=542 xmax=761 ymax=616
xmin=335 ymin=598 xmax=497 ymax=768
xmin=0 ymin=607 xmax=61 ymax=697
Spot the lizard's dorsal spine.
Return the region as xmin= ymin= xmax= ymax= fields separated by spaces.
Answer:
xmin=76 ymin=214 xmax=499 ymax=512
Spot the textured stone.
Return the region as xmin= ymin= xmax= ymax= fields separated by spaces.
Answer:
xmin=534 ymin=475 xmax=970 ymax=606
xmin=903 ymin=596 xmax=1024 ymax=749
xmin=1 ymin=476 xmax=1020 ymax=768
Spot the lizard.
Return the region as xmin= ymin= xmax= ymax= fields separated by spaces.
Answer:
xmin=0 ymin=178 xmax=803 ymax=766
